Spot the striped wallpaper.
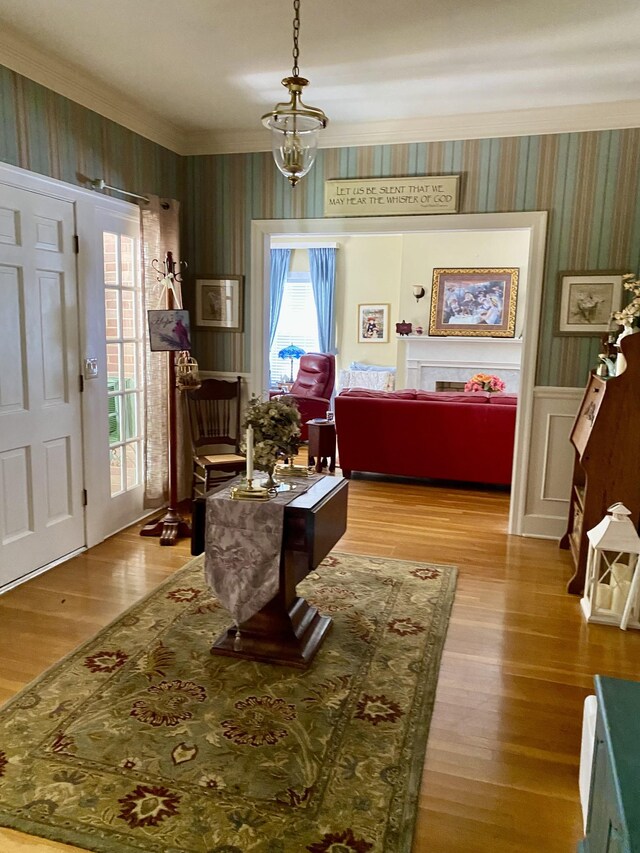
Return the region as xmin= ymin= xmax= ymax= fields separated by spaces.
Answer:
xmin=183 ymin=131 xmax=640 ymax=387
xmin=0 ymin=65 xmax=182 ymax=202
xmin=2 ymin=64 xmax=639 ymax=387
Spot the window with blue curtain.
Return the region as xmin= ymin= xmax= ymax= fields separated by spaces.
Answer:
xmin=269 ymin=272 xmax=320 ymax=386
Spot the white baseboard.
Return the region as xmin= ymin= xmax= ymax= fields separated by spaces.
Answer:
xmin=520 ymin=514 xmax=570 ymax=539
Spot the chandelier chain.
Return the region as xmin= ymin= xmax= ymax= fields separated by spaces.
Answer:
xmin=262 ymin=0 xmax=327 ymax=186
xmin=292 ymin=0 xmax=300 ymax=77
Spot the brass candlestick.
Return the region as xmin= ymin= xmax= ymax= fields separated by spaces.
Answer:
xmin=276 ymin=461 xmax=309 ymax=477
xmin=230 ymin=478 xmax=270 ymax=501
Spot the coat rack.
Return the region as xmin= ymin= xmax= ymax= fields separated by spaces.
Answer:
xmin=140 ymin=251 xmax=192 ymax=546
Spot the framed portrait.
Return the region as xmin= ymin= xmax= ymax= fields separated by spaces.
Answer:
xmin=195 ymin=275 xmax=243 ymax=331
xmin=429 ymin=268 xmax=519 ymax=337
xmin=556 ymin=271 xmax=624 ymax=335
xmin=147 ymin=309 xmax=191 ymax=352
xmin=358 ymin=303 xmax=389 ymax=343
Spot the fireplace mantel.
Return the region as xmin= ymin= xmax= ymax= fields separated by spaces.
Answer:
xmin=399 ymin=335 xmax=523 ymax=393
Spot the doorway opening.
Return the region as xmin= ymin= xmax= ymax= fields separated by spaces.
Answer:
xmin=251 ymin=212 xmax=548 ymax=535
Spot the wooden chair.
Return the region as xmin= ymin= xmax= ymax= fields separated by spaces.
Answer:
xmin=185 ymin=376 xmax=245 ymax=499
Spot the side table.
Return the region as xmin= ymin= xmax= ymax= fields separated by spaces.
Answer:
xmin=307 ymin=420 xmax=336 ymax=473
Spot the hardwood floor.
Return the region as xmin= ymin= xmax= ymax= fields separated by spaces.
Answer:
xmin=2 ymin=471 xmax=639 ymax=851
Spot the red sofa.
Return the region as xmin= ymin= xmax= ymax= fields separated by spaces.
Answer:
xmin=334 ymin=389 xmax=517 ymax=485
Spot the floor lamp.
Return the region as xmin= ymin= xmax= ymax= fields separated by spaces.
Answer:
xmin=140 ymin=251 xmax=192 ymax=545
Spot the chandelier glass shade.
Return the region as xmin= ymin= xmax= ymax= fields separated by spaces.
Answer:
xmin=261 ymin=0 xmax=328 ymax=186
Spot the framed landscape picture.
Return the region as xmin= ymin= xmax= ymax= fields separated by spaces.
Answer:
xmin=358 ymin=303 xmax=389 ymax=343
xmin=556 ymin=271 xmax=624 ymax=335
xmin=195 ymin=275 xmax=243 ymax=331
xmin=428 ymin=268 xmax=519 ymax=337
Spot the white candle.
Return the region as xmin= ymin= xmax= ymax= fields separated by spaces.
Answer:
xmin=245 ymin=425 xmax=254 ymax=482
xmin=612 ymin=561 xmax=633 ymax=583
xmin=595 ymin=582 xmax=612 ymax=610
xmin=612 ymin=580 xmax=631 ymax=616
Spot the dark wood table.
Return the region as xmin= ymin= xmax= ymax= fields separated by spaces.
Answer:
xmin=191 ymin=475 xmax=348 ymax=667
xmin=307 ymin=419 xmax=337 ymax=473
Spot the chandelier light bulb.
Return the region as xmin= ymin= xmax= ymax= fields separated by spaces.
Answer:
xmin=282 ymin=132 xmax=304 ymax=172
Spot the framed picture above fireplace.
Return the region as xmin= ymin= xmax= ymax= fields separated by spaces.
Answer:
xmin=429 ymin=268 xmax=519 ymax=337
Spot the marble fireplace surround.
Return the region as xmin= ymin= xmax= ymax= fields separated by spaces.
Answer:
xmin=401 ymin=336 xmax=523 ymax=394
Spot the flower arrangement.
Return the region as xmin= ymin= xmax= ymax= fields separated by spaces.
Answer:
xmin=611 ymin=273 xmax=640 ymax=329
xmin=464 ymin=373 xmax=506 ymax=393
xmin=242 ymin=395 xmax=301 ymax=472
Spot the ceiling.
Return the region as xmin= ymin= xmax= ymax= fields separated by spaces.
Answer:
xmin=1 ymin=0 xmax=639 ymax=155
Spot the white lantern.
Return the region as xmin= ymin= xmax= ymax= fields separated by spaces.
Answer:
xmin=581 ymin=503 xmax=640 ymax=629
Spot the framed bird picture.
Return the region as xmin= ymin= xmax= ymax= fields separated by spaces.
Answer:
xmin=195 ymin=275 xmax=244 ymax=331
xmin=147 ymin=309 xmax=192 ymax=351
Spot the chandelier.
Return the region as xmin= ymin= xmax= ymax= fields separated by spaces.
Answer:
xmin=261 ymin=0 xmax=328 ymax=187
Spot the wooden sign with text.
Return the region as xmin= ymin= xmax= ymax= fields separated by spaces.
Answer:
xmin=324 ymin=176 xmax=459 ymax=217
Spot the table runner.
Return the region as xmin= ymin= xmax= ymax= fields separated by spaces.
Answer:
xmin=204 ymin=472 xmax=321 ymax=627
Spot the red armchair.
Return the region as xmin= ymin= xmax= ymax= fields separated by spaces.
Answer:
xmin=274 ymin=353 xmax=335 ymax=441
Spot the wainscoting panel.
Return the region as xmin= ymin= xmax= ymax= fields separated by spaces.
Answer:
xmin=521 ymin=386 xmax=584 ymax=539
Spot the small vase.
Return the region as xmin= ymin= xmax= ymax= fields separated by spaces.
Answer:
xmin=260 ymin=464 xmax=294 ymax=493
xmin=261 ymin=466 xmax=279 ymax=491
xmin=615 ymin=325 xmax=639 ymax=375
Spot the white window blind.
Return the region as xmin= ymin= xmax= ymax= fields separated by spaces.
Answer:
xmin=269 ymin=275 xmax=320 ymax=386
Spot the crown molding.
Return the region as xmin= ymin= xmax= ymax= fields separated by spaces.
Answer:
xmin=0 ymin=27 xmax=185 ymax=155
xmin=180 ymin=129 xmax=270 ymax=156
xmin=183 ymin=100 xmax=640 ymax=156
xmin=2 ymin=22 xmax=639 ymax=159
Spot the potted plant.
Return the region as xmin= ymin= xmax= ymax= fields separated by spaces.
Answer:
xmin=242 ymin=395 xmax=301 ymax=488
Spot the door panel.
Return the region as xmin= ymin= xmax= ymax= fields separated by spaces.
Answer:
xmin=0 ymin=448 xmax=32 ymax=542
xmin=0 ymin=185 xmax=84 ymax=587
xmin=0 ymin=264 xmax=25 ymax=410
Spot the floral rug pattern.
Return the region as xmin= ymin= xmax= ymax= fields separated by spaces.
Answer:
xmin=0 ymin=552 xmax=456 ymax=853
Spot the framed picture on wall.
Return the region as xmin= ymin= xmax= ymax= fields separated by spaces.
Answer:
xmin=195 ymin=275 xmax=244 ymax=331
xmin=556 ymin=271 xmax=624 ymax=335
xmin=358 ymin=303 xmax=389 ymax=343
xmin=429 ymin=268 xmax=519 ymax=337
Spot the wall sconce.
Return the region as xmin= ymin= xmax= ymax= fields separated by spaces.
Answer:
xmin=412 ymin=285 xmax=426 ymax=302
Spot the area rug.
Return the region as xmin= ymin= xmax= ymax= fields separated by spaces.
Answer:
xmin=0 ymin=552 xmax=456 ymax=853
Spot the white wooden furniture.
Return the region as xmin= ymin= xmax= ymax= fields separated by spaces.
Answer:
xmin=580 ymin=503 xmax=640 ymax=629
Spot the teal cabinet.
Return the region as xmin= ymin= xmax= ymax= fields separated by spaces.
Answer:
xmin=580 ymin=676 xmax=640 ymax=852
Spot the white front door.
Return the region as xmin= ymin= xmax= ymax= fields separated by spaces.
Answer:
xmin=82 ymin=208 xmax=145 ymax=544
xmin=0 ymin=185 xmax=84 ymax=586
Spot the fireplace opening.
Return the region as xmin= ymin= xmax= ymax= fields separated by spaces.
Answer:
xmin=435 ymin=380 xmax=466 ymax=392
